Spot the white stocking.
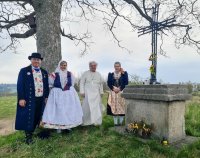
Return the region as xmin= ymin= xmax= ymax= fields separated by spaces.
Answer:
xmin=119 ymin=116 xmax=124 ymax=125
xmin=113 ymin=116 xmax=118 ymax=125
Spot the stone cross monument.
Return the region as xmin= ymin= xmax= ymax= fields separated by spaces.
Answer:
xmin=122 ymin=84 xmax=191 ymax=143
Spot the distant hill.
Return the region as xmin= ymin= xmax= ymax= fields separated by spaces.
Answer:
xmin=0 ymin=84 xmax=17 ymax=96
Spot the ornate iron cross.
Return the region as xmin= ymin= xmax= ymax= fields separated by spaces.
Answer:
xmin=138 ymin=3 xmax=176 ymax=84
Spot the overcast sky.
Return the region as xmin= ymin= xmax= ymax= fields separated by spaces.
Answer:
xmin=0 ymin=10 xmax=200 ymax=84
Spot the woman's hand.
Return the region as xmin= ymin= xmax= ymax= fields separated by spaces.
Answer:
xmin=120 ymin=68 xmax=125 ymax=74
xmin=113 ymin=86 xmax=120 ymax=93
xmin=115 ymin=88 xmax=120 ymax=93
xmin=81 ymin=93 xmax=85 ymax=97
xmin=19 ymin=99 xmax=26 ymax=107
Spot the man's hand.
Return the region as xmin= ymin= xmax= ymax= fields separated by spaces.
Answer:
xmin=19 ymin=99 xmax=26 ymax=107
xmin=81 ymin=93 xmax=85 ymax=97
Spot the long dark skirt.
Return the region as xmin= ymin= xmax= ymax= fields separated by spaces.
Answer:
xmin=107 ymin=104 xmax=125 ymax=116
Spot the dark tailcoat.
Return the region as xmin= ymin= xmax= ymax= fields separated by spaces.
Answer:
xmin=15 ymin=65 xmax=49 ymax=131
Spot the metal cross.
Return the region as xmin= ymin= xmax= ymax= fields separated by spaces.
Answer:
xmin=138 ymin=3 xmax=176 ymax=84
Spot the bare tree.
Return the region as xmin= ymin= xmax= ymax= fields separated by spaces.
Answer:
xmin=103 ymin=0 xmax=200 ymax=55
xmin=0 ymin=0 xmax=94 ymax=72
xmin=0 ymin=0 xmax=200 ymax=72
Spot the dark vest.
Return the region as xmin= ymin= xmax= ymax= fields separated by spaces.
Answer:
xmin=53 ymin=71 xmax=72 ymax=91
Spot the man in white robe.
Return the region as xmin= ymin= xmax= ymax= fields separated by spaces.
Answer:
xmin=80 ymin=61 xmax=104 ymax=126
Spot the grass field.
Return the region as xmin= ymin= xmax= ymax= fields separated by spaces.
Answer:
xmin=0 ymin=96 xmax=16 ymax=119
xmin=0 ymin=94 xmax=200 ymax=158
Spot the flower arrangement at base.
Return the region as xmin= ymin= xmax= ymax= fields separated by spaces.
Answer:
xmin=125 ymin=120 xmax=154 ymax=139
xmin=126 ymin=121 xmax=139 ymax=134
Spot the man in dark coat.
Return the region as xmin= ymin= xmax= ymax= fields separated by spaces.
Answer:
xmin=15 ymin=52 xmax=49 ymax=144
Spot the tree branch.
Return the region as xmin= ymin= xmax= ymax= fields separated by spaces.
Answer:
xmin=60 ymin=27 xmax=91 ymax=55
xmin=122 ymin=0 xmax=152 ymax=22
xmin=10 ymin=28 xmax=36 ymax=38
xmin=0 ymin=12 xmax=35 ymax=29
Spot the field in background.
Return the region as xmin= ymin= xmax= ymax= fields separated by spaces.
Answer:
xmin=0 ymin=96 xmax=16 ymax=119
xmin=0 ymin=94 xmax=200 ymax=157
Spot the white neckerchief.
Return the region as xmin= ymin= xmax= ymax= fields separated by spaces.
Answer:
xmin=114 ymin=71 xmax=121 ymax=79
xmin=55 ymin=60 xmax=68 ymax=89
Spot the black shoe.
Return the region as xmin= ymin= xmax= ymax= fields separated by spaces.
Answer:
xmin=64 ymin=129 xmax=72 ymax=134
xmin=25 ymin=136 xmax=33 ymax=145
xmin=37 ymin=130 xmax=50 ymax=139
xmin=25 ymin=132 xmax=33 ymax=145
xmin=25 ymin=137 xmax=33 ymax=145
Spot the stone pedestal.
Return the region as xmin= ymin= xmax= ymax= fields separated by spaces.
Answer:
xmin=122 ymin=84 xmax=191 ymax=143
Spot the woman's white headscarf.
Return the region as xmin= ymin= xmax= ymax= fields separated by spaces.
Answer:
xmin=55 ymin=60 xmax=68 ymax=89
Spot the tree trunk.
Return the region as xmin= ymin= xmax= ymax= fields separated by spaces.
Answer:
xmin=32 ymin=0 xmax=62 ymax=73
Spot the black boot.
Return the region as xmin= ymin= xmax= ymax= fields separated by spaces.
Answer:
xmin=37 ymin=130 xmax=50 ymax=139
xmin=25 ymin=131 xmax=33 ymax=145
xmin=64 ymin=129 xmax=72 ymax=134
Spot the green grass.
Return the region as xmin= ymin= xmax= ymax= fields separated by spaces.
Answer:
xmin=0 ymin=127 xmax=176 ymax=158
xmin=0 ymin=95 xmax=200 ymax=158
xmin=185 ymin=96 xmax=200 ymax=137
xmin=0 ymin=96 xmax=16 ymax=119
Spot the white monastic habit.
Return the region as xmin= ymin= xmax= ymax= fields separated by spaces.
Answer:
xmin=80 ymin=70 xmax=104 ymax=125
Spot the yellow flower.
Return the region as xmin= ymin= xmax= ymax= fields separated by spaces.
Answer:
xmin=150 ymin=65 xmax=156 ymax=75
xmin=162 ymin=140 xmax=168 ymax=145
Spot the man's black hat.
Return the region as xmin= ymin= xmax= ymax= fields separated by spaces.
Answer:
xmin=28 ymin=52 xmax=43 ymax=60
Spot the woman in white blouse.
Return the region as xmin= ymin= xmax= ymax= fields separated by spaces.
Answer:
xmin=41 ymin=60 xmax=83 ymax=133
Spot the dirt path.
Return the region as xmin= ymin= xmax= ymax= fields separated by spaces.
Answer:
xmin=0 ymin=118 xmax=15 ymax=136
